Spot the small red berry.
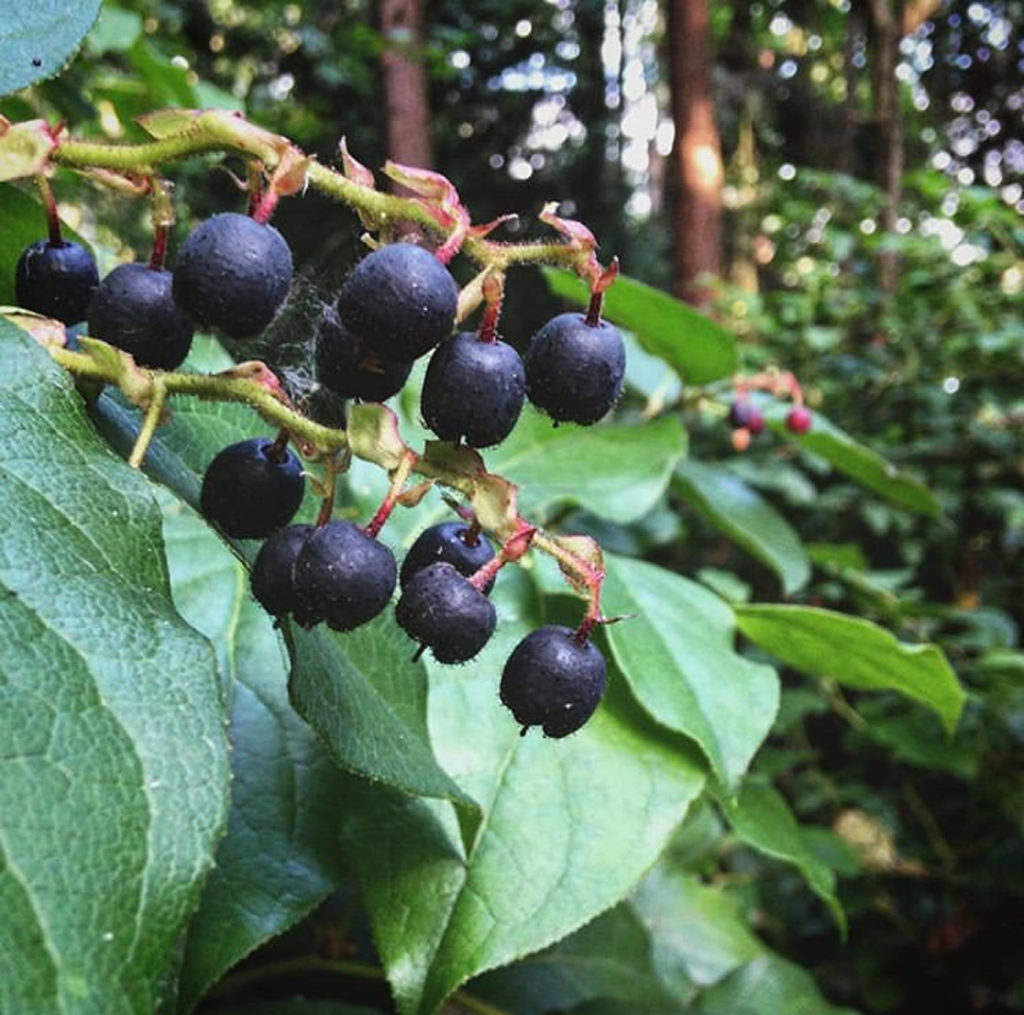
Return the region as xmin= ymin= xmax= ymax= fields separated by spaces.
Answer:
xmin=785 ymin=406 xmax=813 ymax=434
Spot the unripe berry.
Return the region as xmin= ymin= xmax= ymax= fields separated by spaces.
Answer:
xmin=728 ymin=400 xmax=765 ymax=436
xmin=500 ymin=625 xmax=607 ymax=738
xmin=785 ymin=405 xmax=813 ymax=434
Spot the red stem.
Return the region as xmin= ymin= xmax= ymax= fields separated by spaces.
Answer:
xmin=585 ymin=288 xmax=604 ymax=328
xmin=252 ymin=188 xmax=281 ymax=225
xmin=149 ymin=225 xmax=169 ymax=270
xmin=38 ymin=177 xmax=64 ymax=247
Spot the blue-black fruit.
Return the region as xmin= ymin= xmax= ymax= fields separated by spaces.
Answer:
xmin=400 ymin=521 xmax=495 ymax=594
xmin=336 ymin=242 xmax=457 ymax=361
xmin=173 ymin=212 xmax=293 ymax=338
xmin=500 ymin=625 xmax=607 ymax=738
xmin=87 ymin=263 xmax=195 ymax=370
xmin=293 ymin=520 xmax=396 ymax=632
xmin=524 ymin=313 xmax=625 ymax=425
xmin=251 ymin=523 xmax=320 ymax=627
xmin=16 ymin=239 xmax=99 ymax=325
xmin=315 ymin=307 xmax=413 ymax=402
xmin=200 ymin=437 xmax=305 ymax=539
xmin=395 ymin=562 xmax=497 ymax=663
xmin=421 ymin=331 xmax=526 ymax=448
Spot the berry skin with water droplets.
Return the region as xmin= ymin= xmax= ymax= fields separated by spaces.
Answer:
xmin=250 ymin=523 xmax=321 ymax=627
xmin=292 ymin=521 xmax=397 ymax=632
xmin=421 ymin=331 xmax=526 ymax=448
xmin=200 ymin=437 xmax=305 ymax=539
xmin=15 ymin=239 xmax=99 ymax=325
xmin=88 ymin=263 xmax=195 ymax=370
xmin=336 ymin=242 xmax=458 ymax=361
xmin=173 ymin=212 xmax=293 ymax=338
xmin=524 ymin=313 xmax=625 ymax=425
xmin=395 ymin=562 xmax=497 ymax=663
xmin=400 ymin=521 xmax=496 ymax=594
xmin=500 ymin=625 xmax=607 ymax=738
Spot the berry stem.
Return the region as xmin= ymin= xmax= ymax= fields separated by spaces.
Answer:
xmin=468 ymin=521 xmax=536 ymax=592
xmin=128 ymin=380 xmax=168 ymax=469
xmin=251 ymin=187 xmax=281 ymax=226
xmin=363 ymin=448 xmax=417 ymax=538
xmin=584 ymin=289 xmax=604 ymax=328
xmin=36 ymin=175 xmax=64 ymax=247
xmin=477 ymin=273 xmax=504 ymax=343
xmin=267 ymin=427 xmax=291 ymax=463
xmin=315 ymin=461 xmax=338 ymax=527
xmin=148 ymin=176 xmax=174 ymax=270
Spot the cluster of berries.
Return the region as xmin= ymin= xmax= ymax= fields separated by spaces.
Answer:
xmin=728 ymin=399 xmax=812 ymax=440
xmin=15 ymin=208 xmax=618 ymax=739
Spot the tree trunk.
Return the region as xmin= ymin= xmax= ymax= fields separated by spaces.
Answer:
xmin=379 ymin=0 xmax=432 ymax=172
xmin=666 ymin=0 xmax=724 ymax=308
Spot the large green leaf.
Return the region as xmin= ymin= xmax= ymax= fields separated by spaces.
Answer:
xmin=0 ymin=320 xmax=230 ymax=1013
xmin=695 ymin=955 xmax=861 ymax=1015
xmin=160 ymin=499 xmax=347 ymax=1014
xmin=602 ymin=554 xmax=779 ymax=789
xmin=716 ymin=782 xmax=844 ymax=931
xmin=674 ymin=459 xmax=810 ymax=595
xmin=0 ymin=0 xmax=101 ymax=95
xmin=763 ymin=403 xmax=941 ymax=518
xmin=734 ymin=604 xmax=966 ymax=734
xmin=346 ymin=571 xmax=705 ymax=1015
xmin=485 ymin=405 xmax=685 ymax=524
xmin=542 ymin=268 xmax=738 ymax=384
xmin=0 ymin=183 xmax=93 ymax=305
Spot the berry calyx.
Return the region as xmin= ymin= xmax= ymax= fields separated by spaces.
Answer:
xmin=15 ymin=239 xmax=99 ymax=325
xmin=500 ymin=624 xmax=607 ymax=738
xmin=400 ymin=521 xmax=496 ymax=593
xmin=524 ymin=313 xmax=625 ymax=425
xmin=315 ymin=307 xmax=413 ymax=402
xmin=728 ymin=400 xmax=765 ymax=436
xmin=200 ymin=436 xmax=305 ymax=539
xmin=87 ymin=263 xmax=195 ymax=370
xmin=336 ymin=242 xmax=458 ymax=361
xmin=292 ymin=520 xmax=397 ymax=632
xmin=421 ymin=331 xmax=526 ymax=447
xmin=250 ymin=523 xmax=321 ymax=627
xmin=173 ymin=212 xmax=293 ymax=338
xmin=395 ymin=562 xmax=497 ymax=663
xmin=785 ymin=405 xmax=813 ymax=434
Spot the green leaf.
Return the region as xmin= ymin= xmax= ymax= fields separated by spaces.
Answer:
xmin=160 ymin=500 xmax=347 ymax=1013
xmin=631 ymin=867 xmax=764 ymax=989
xmin=542 ymin=268 xmax=738 ymax=384
xmin=716 ymin=781 xmax=844 ymax=932
xmin=289 ymin=621 xmax=475 ymax=808
xmin=346 ymin=572 xmax=705 ymax=1015
xmin=0 ymin=320 xmax=230 ymax=1013
xmin=0 ymin=0 xmax=101 ymax=96
xmin=695 ymin=955 xmax=861 ymax=1015
xmin=85 ymin=4 xmax=143 ymax=55
xmin=674 ymin=460 xmax=810 ymax=594
xmin=0 ymin=182 xmax=92 ymax=305
xmin=602 ymin=554 xmax=779 ymax=789
xmin=486 ymin=406 xmax=685 ymax=524
xmin=734 ymin=604 xmax=966 ymax=734
xmin=763 ymin=404 xmax=941 ymax=518
xmin=471 ymin=904 xmax=682 ymax=1015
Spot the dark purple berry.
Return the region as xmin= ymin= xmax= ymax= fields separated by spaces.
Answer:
xmin=500 ymin=625 xmax=607 ymax=738
xmin=524 ymin=313 xmax=625 ymax=425
xmin=293 ymin=520 xmax=396 ymax=632
xmin=173 ymin=212 xmax=293 ymax=338
xmin=250 ymin=523 xmax=320 ymax=627
xmin=336 ymin=242 xmax=457 ymax=361
xmin=395 ymin=562 xmax=497 ymax=663
xmin=400 ymin=521 xmax=496 ymax=594
xmin=200 ymin=437 xmax=305 ymax=539
xmin=87 ymin=263 xmax=195 ymax=370
xmin=421 ymin=331 xmax=526 ymax=447
xmin=728 ymin=400 xmax=765 ymax=436
xmin=16 ymin=239 xmax=99 ymax=325
xmin=315 ymin=307 xmax=413 ymax=402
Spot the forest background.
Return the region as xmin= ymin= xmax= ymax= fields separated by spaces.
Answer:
xmin=1 ymin=0 xmax=1023 ymax=1013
